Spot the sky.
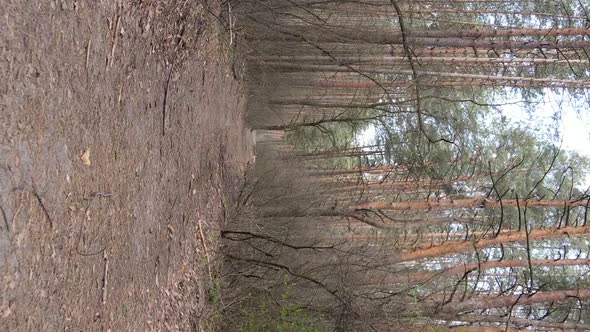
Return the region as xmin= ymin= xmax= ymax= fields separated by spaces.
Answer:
xmin=499 ymin=90 xmax=590 ymax=151
xmin=500 ymin=90 xmax=590 ymax=188
xmin=542 ymin=92 xmax=590 ymax=156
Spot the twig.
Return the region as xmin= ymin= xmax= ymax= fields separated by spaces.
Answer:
xmin=197 ymin=218 xmax=213 ymax=281
xmin=228 ymin=2 xmax=233 ymax=46
xmin=109 ymin=14 xmax=121 ymax=68
xmin=85 ymin=39 xmax=91 ymax=69
xmin=162 ymin=66 xmax=173 ymax=136
xmin=0 ymin=204 xmax=9 ymax=232
xmin=32 ymin=190 xmax=53 ymax=228
xmin=87 ymin=192 xmax=112 ymax=199
xmin=117 ymin=83 xmax=124 ymax=110
xmin=222 ymin=230 xmax=336 ymax=251
xmin=11 ymin=203 xmax=22 ymax=231
xmin=102 ymin=251 xmax=109 ymax=304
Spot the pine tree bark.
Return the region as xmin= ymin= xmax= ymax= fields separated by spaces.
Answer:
xmin=352 ymin=197 xmax=590 ymax=210
xmin=398 ymin=225 xmax=590 ymax=262
xmin=377 ymin=258 xmax=590 ymax=284
xmin=439 ymin=289 xmax=590 ymax=314
xmin=439 ymin=313 xmax=590 ymax=331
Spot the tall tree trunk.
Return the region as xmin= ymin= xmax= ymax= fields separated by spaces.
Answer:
xmin=264 ymin=26 xmax=590 ymax=44
xmin=439 ymin=313 xmax=590 ymax=331
xmin=352 ymin=197 xmax=590 ymax=210
xmin=375 ymin=258 xmax=590 ymax=284
xmin=438 ymin=289 xmax=590 ymax=314
xmin=398 ymin=225 xmax=590 ymax=262
xmin=256 ymin=55 xmax=590 ymax=66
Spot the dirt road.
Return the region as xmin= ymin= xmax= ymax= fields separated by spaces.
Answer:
xmin=1 ymin=1 xmax=252 ymax=330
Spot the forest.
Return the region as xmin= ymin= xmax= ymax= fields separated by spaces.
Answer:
xmin=2 ymin=0 xmax=590 ymax=331
xmin=220 ymin=0 xmax=590 ymax=331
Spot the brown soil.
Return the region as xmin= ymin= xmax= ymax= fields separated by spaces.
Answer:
xmin=0 ymin=1 xmax=252 ymax=330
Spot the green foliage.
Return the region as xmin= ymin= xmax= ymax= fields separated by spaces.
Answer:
xmin=286 ymin=122 xmax=355 ymax=152
xmin=208 ymin=284 xmax=221 ymax=304
xmin=239 ymin=301 xmax=324 ymax=332
xmin=238 ymin=287 xmax=326 ymax=332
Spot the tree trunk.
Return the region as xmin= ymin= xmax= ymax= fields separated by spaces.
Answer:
xmin=439 ymin=289 xmax=590 ymax=314
xmin=376 ymin=258 xmax=590 ymax=284
xmin=352 ymin=197 xmax=590 ymax=210
xmin=440 ymin=313 xmax=590 ymax=331
xmin=398 ymin=225 xmax=590 ymax=262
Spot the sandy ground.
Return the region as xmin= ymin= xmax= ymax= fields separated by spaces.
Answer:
xmin=0 ymin=0 xmax=252 ymax=330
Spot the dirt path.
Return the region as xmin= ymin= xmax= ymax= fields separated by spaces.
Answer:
xmin=1 ymin=1 xmax=252 ymax=330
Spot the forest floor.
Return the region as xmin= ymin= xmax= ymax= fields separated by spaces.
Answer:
xmin=1 ymin=1 xmax=253 ymax=330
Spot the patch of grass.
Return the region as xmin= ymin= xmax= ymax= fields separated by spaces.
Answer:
xmin=208 ymin=284 xmax=221 ymax=304
xmin=235 ymin=284 xmax=327 ymax=332
xmin=239 ymin=300 xmax=324 ymax=332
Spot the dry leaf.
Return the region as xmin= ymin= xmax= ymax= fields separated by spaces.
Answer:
xmin=81 ymin=148 xmax=91 ymax=166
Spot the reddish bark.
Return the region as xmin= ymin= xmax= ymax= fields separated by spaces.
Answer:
xmin=373 ymin=258 xmax=590 ymax=284
xmin=440 ymin=289 xmax=590 ymax=314
xmin=352 ymin=197 xmax=590 ymax=210
xmin=398 ymin=225 xmax=590 ymax=262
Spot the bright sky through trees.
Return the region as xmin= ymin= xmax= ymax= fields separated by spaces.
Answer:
xmin=500 ymin=90 xmax=590 ymax=187
xmin=356 ymin=89 xmax=590 ymax=187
